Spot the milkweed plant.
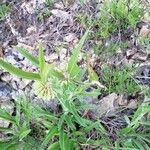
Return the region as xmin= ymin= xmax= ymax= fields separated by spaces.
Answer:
xmin=0 ymin=30 xmax=103 ymax=113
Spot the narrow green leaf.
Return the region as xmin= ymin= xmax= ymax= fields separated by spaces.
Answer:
xmin=0 ymin=109 xmax=16 ymax=124
xmin=59 ymin=130 xmax=65 ymax=150
xmin=70 ymin=106 xmax=87 ymax=127
xmin=39 ymin=44 xmax=46 ymax=74
xmin=15 ymin=47 xmax=39 ymax=66
xmin=40 ymin=126 xmax=58 ymax=150
xmin=49 ymin=69 xmax=65 ymax=79
xmin=59 ymin=130 xmax=74 ymax=150
xmin=15 ymin=101 xmax=21 ymax=127
xmin=68 ymin=30 xmax=89 ymax=78
xmin=41 ymin=64 xmax=52 ymax=82
xmin=34 ymin=106 xmax=58 ymax=121
xmin=0 ymin=59 xmax=41 ymax=80
xmin=19 ymin=129 xmax=31 ymax=141
xmin=0 ymin=137 xmax=19 ymax=150
xmin=78 ymin=104 xmax=96 ymax=111
xmin=0 ymin=127 xmax=13 ymax=134
xmin=58 ymin=115 xmax=66 ymax=129
xmin=132 ymin=139 xmax=145 ymax=150
xmin=15 ymin=46 xmax=65 ymax=80
xmin=48 ymin=142 xmax=60 ymax=150
xmin=65 ymin=115 xmax=76 ymax=131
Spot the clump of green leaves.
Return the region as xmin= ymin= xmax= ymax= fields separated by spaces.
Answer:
xmin=37 ymin=9 xmax=52 ymax=21
xmin=98 ymin=0 xmax=143 ymax=38
xmin=116 ymin=102 xmax=150 ymax=149
xmin=0 ymin=3 xmax=11 ymax=21
xmin=0 ymin=96 xmax=149 ymax=149
xmin=0 ymin=29 xmax=102 ymax=129
xmin=37 ymin=0 xmax=54 ymax=21
xmin=78 ymin=0 xmax=143 ymax=39
xmin=100 ymin=65 xmax=141 ymax=95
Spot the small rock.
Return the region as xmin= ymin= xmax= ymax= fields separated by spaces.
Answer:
xmin=18 ymin=79 xmax=32 ymax=90
xmin=6 ymin=55 xmax=17 ymax=65
xmin=43 ymin=99 xmax=59 ymax=113
xmin=1 ymin=73 xmax=13 ymax=82
xmin=0 ymin=82 xmax=12 ymax=101
xmin=26 ymin=26 xmax=37 ymax=35
xmin=54 ymin=2 xmax=64 ymax=9
xmin=64 ymin=33 xmax=77 ymax=43
xmin=11 ymin=80 xmax=19 ymax=90
xmin=45 ymin=53 xmax=58 ymax=62
xmin=59 ymin=48 xmax=67 ymax=61
xmin=140 ymin=25 xmax=150 ymax=37
xmin=51 ymin=9 xmax=71 ymax=21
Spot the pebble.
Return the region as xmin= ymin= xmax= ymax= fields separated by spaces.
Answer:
xmin=0 ymin=82 xmax=12 ymax=101
xmin=64 ymin=33 xmax=77 ymax=43
xmin=59 ymin=48 xmax=67 ymax=61
xmin=45 ymin=53 xmax=58 ymax=62
xmin=51 ymin=9 xmax=71 ymax=21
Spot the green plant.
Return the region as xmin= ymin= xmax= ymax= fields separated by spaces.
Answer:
xmin=1 ymin=96 xmax=149 ymax=149
xmin=0 ymin=30 xmax=102 ymax=130
xmin=116 ymin=101 xmax=150 ymax=149
xmin=0 ymin=97 xmax=44 ymax=149
xmin=46 ymin=0 xmax=54 ymax=8
xmin=37 ymin=0 xmax=53 ymax=21
xmin=0 ymin=95 xmax=113 ymax=149
xmin=100 ymin=65 xmax=141 ymax=95
xmin=37 ymin=8 xmax=52 ymax=21
xmin=0 ymin=30 xmax=102 ymax=100
xmin=0 ymin=3 xmax=11 ymax=21
xmin=138 ymin=36 xmax=150 ymax=52
xmin=78 ymin=0 xmax=143 ymax=39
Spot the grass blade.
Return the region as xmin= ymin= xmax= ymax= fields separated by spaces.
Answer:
xmin=65 ymin=115 xmax=76 ymax=131
xmin=68 ymin=30 xmax=89 ymax=78
xmin=40 ymin=126 xmax=58 ymax=150
xmin=0 ymin=109 xmax=16 ymax=125
xmin=48 ymin=142 xmax=60 ymax=150
xmin=39 ymin=44 xmax=46 ymax=74
xmin=59 ymin=130 xmax=74 ymax=150
xmin=0 ymin=127 xmax=14 ymax=134
xmin=15 ymin=47 xmax=39 ymax=66
xmin=0 ymin=59 xmax=41 ymax=80
xmin=19 ymin=129 xmax=31 ymax=141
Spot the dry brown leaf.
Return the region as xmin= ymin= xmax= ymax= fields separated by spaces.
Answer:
xmin=132 ymin=51 xmax=148 ymax=61
xmin=126 ymin=49 xmax=137 ymax=58
xmin=94 ymin=93 xmax=118 ymax=118
xmin=117 ymin=95 xmax=128 ymax=106
xmin=126 ymin=49 xmax=148 ymax=61
xmin=126 ymin=100 xmax=138 ymax=109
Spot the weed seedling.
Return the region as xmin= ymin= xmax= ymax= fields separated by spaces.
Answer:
xmin=0 ymin=4 xmax=10 ymax=21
